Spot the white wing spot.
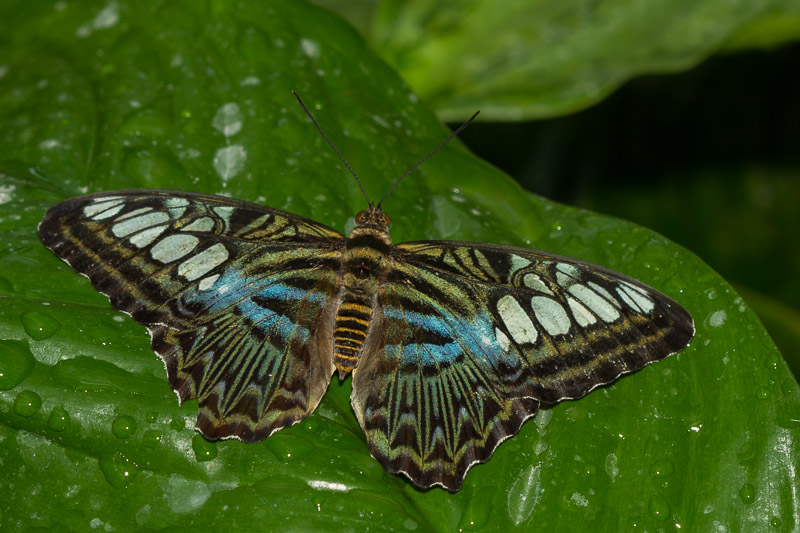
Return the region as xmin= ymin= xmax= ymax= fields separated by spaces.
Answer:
xmin=198 ymin=274 xmax=220 ymax=291
xmin=568 ymin=284 xmax=620 ymax=322
xmin=495 ymin=327 xmax=511 ymax=352
xmin=587 ymin=282 xmax=620 ymax=308
xmin=213 ymin=206 xmax=234 ymax=225
xmin=556 ymin=263 xmax=580 ymax=288
xmin=497 ymin=295 xmax=538 ymax=345
xmin=165 ymin=197 xmax=190 ymax=218
xmin=150 ymin=234 xmax=199 ymax=263
xmin=566 ymin=296 xmax=597 ymax=327
xmin=178 ymin=243 xmax=229 ymax=281
xmin=129 ymin=224 xmax=168 ymax=248
xmin=113 ymin=206 xmax=153 ymax=221
xmin=165 ymin=198 xmax=190 ymax=208
xmin=84 ymin=198 xmax=125 ymax=220
xmin=617 ymin=281 xmax=656 ymax=313
xmin=112 ymin=211 xmax=170 ymax=238
xmin=510 ymin=254 xmax=531 ymax=274
xmin=181 ymin=217 xmax=215 ymax=232
xmin=523 ymin=273 xmax=553 ymax=295
xmin=530 ymin=296 xmax=571 ymax=336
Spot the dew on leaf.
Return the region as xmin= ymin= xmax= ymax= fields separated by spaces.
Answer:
xmin=212 ymin=102 xmax=243 ymax=137
xmin=47 ymin=405 xmax=70 ymax=431
xmin=0 ymin=275 xmax=14 ymax=293
xmin=648 ymin=493 xmax=670 ymax=521
xmin=14 ymin=390 xmax=42 ymax=417
xmin=170 ymin=417 xmax=185 ymax=431
xmin=457 ymin=492 xmax=491 ymax=530
xmin=708 ymin=310 xmax=727 ymax=328
xmin=111 ymin=415 xmax=137 ymax=439
xmin=20 ymin=311 xmax=61 ymax=340
xmin=192 ymin=434 xmax=218 ymax=462
xmin=145 ymin=411 xmax=157 ymax=423
xmin=165 ymin=474 xmax=212 ymax=514
xmin=0 ymin=340 xmax=36 ymax=390
xmin=142 ymin=430 xmax=163 ymax=449
xmin=213 ymin=145 xmax=247 ymax=183
xmin=99 ymin=451 xmax=140 ymax=488
xmin=648 ymin=459 xmax=674 ymax=478
xmin=122 ymin=147 xmax=187 ymax=188
xmin=739 ymin=482 xmax=755 ymax=504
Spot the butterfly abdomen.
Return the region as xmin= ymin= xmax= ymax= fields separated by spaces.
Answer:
xmin=333 ymin=293 xmax=373 ymax=378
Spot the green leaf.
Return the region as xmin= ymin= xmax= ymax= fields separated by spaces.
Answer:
xmin=318 ymin=0 xmax=800 ymax=121
xmin=0 ymin=1 xmax=797 ymax=531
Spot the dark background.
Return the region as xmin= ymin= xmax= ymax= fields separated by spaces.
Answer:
xmin=457 ymin=43 xmax=800 ymax=378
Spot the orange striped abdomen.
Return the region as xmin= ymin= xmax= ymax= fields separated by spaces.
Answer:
xmin=333 ymin=294 xmax=372 ymax=377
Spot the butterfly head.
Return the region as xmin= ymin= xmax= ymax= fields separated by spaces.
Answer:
xmin=354 ymin=204 xmax=391 ymax=231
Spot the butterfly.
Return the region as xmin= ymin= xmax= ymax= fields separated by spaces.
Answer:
xmin=37 ymin=95 xmax=694 ymax=491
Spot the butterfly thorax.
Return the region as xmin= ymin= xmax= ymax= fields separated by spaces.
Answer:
xmin=332 ymin=206 xmax=393 ymax=379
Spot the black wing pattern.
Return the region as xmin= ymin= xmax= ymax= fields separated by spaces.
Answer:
xmin=351 ymin=240 xmax=694 ymax=490
xmin=38 ymin=190 xmax=342 ymax=441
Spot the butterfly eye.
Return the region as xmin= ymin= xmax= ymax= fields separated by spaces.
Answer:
xmin=380 ymin=212 xmax=391 ymax=228
xmin=355 ymin=210 xmax=367 ymax=224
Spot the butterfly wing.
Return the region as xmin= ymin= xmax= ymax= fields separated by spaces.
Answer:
xmin=38 ymin=190 xmax=343 ymax=441
xmin=351 ymin=240 xmax=694 ymax=490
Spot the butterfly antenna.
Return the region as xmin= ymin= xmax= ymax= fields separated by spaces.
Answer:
xmin=292 ymin=91 xmax=371 ymax=206
xmin=377 ymin=110 xmax=480 ymax=207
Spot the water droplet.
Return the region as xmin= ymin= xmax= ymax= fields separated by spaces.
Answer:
xmin=14 ymin=390 xmax=42 ymax=417
xmin=112 ymin=415 xmax=137 ymax=438
xmin=192 ymin=434 xmax=218 ymax=462
xmin=212 ymin=102 xmax=243 ymax=137
xmin=20 ymin=310 xmax=61 ymax=340
xmin=146 ymin=411 xmax=157 ymax=423
xmin=0 ymin=340 xmax=36 ymax=390
xmin=648 ymin=493 xmax=670 ymax=521
xmin=170 ymin=417 xmax=185 ymax=431
xmin=708 ymin=310 xmax=727 ymax=328
xmin=99 ymin=451 xmax=140 ymax=488
xmin=142 ymin=429 xmax=163 ymax=449
xmin=756 ymin=387 xmax=770 ymax=400
xmin=122 ymin=147 xmax=188 ymax=188
xmin=300 ymin=38 xmax=320 ymax=59
xmin=213 ymin=144 xmax=247 ymax=183
xmin=605 ymin=453 xmax=619 ymax=481
xmin=739 ymin=482 xmax=755 ymax=504
xmin=47 ymin=405 xmax=70 ymax=431
xmin=649 ymin=459 xmax=674 ymax=478
xmin=770 ymin=516 xmax=781 ymax=528
xmin=0 ymin=274 xmax=14 ymax=293
xmin=583 ymin=462 xmax=597 ymax=476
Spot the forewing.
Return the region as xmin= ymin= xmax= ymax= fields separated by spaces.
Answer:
xmin=351 ymin=240 xmax=694 ymax=490
xmin=39 ymin=190 xmax=342 ymax=441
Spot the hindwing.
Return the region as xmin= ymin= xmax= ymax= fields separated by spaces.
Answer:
xmin=38 ymin=190 xmax=343 ymax=440
xmin=350 ymin=240 xmax=694 ymax=490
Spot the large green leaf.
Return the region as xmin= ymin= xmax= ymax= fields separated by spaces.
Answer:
xmin=0 ymin=1 xmax=797 ymax=531
xmin=316 ymin=0 xmax=800 ymax=121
